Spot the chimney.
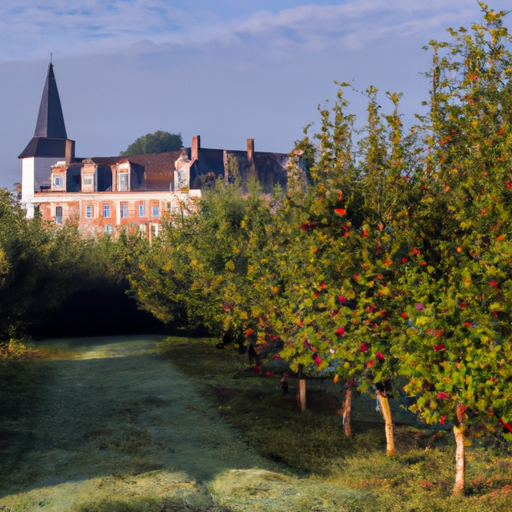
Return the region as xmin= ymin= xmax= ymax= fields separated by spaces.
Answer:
xmin=65 ymin=140 xmax=75 ymax=164
xmin=223 ymin=150 xmax=229 ymax=183
xmin=191 ymin=135 xmax=200 ymax=162
xmin=247 ymin=138 xmax=254 ymax=168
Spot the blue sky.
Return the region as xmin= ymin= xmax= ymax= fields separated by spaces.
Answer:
xmin=1 ymin=1 xmax=511 ymax=187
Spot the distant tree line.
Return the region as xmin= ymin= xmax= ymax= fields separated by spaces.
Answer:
xmin=0 ymin=189 xmax=160 ymax=346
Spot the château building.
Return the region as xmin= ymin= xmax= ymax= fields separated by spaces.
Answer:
xmin=19 ymin=63 xmax=290 ymax=239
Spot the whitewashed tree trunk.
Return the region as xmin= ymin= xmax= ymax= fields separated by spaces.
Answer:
xmin=453 ymin=424 xmax=465 ymax=495
xmin=376 ymin=390 xmax=395 ymax=456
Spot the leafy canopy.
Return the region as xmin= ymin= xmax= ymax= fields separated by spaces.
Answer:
xmin=120 ymin=131 xmax=183 ymax=156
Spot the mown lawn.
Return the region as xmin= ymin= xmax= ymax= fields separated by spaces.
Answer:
xmin=2 ymin=335 xmax=512 ymax=512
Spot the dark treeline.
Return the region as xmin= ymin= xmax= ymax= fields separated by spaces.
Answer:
xmin=0 ymin=189 xmax=162 ymax=341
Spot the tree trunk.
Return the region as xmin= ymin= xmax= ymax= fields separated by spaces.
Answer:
xmin=299 ymin=379 xmax=306 ymax=412
xmin=343 ymin=383 xmax=352 ymax=437
xmin=298 ymin=364 xmax=306 ymax=412
xmin=376 ymin=391 xmax=395 ymax=456
xmin=453 ymin=424 xmax=465 ymax=496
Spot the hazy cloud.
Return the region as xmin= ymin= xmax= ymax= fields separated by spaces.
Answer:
xmin=2 ymin=1 xmax=512 ymax=187
xmin=2 ymin=1 xmax=510 ymax=61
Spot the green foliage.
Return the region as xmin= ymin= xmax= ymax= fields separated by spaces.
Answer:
xmin=0 ymin=189 xmax=123 ymax=342
xmin=111 ymin=5 xmax=512 ymax=492
xmin=246 ymin=4 xmax=512 ymax=449
xmin=120 ymin=130 xmax=183 ymax=156
xmin=395 ymin=4 xmax=512 ymax=434
xmin=123 ymin=178 xmax=276 ymax=340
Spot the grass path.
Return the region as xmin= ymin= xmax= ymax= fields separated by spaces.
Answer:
xmin=0 ymin=335 xmax=362 ymax=512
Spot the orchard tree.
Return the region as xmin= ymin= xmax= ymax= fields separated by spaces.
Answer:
xmin=395 ymin=4 xmax=512 ymax=495
xmin=252 ymin=85 xmax=422 ymax=448
xmin=123 ymin=178 xmax=276 ymax=346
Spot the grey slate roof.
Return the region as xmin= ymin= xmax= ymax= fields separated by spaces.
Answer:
xmin=34 ymin=63 xmax=67 ymax=139
xmin=18 ymin=63 xmax=73 ymax=159
xmin=18 ymin=137 xmax=70 ymax=159
xmin=18 ymin=63 xmax=290 ymax=192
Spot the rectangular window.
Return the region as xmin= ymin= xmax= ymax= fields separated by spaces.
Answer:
xmin=138 ymin=202 xmax=144 ymax=217
xmin=120 ymin=202 xmax=128 ymax=218
xmin=104 ymin=224 xmax=113 ymax=235
xmin=83 ymin=176 xmax=93 ymax=185
xmin=55 ymin=206 xmax=63 ymax=224
xmin=86 ymin=205 xmax=92 ymax=218
xmin=152 ymin=204 xmax=160 ymax=218
xmin=118 ymin=173 xmax=129 ymax=191
xmin=103 ymin=204 xmax=111 ymax=218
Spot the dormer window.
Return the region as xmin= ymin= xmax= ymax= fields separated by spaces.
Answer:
xmin=81 ymin=167 xmax=96 ymax=192
xmin=51 ymin=166 xmax=66 ymax=191
xmin=118 ymin=172 xmax=129 ymax=191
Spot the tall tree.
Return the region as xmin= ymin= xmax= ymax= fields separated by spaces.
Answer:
xmin=120 ymin=131 xmax=183 ymax=156
xmin=396 ymin=4 xmax=512 ymax=495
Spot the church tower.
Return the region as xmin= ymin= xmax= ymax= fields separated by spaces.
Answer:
xmin=18 ymin=62 xmax=75 ymax=216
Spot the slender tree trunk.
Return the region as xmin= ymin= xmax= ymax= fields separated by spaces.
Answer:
xmin=299 ymin=379 xmax=306 ymax=412
xmin=376 ymin=391 xmax=395 ymax=456
xmin=453 ymin=424 xmax=465 ymax=496
xmin=343 ymin=383 xmax=352 ymax=437
xmin=298 ymin=364 xmax=306 ymax=412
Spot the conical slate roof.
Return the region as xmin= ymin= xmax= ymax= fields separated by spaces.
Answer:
xmin=19 ymin=62 xmax=73 ymax=159
xmin=34 ymin=63 xmax=67 ymax=139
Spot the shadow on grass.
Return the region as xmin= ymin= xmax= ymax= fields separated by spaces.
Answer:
xmin=4 ymin=336 xmax=512 ymax=512
xmin=72 ymin=488 xmax=223 ymax=512
xmin=0 ymin=336 xmax=276 ymax=502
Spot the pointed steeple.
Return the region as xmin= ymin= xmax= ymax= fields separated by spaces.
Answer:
xmin=19 ymin=61 xmax=74 ymax=160
xmin=34 ymin=63 xmax=67 ymax=139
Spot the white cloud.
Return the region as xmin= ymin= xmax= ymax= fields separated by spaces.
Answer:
xmin=2 ymin=0 xmax=512 ymax=188
xmin=1 ymin=0 xmax=510 ymax=62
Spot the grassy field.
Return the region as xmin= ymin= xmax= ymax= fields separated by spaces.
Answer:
xmin=0 ymin=335 xmax=512 ymax=511
xmin=159 ymin=337 xmax=512 ymax=512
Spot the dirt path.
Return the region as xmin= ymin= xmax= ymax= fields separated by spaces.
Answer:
xmin=0 ymin=335 xmax=363 ymax=512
